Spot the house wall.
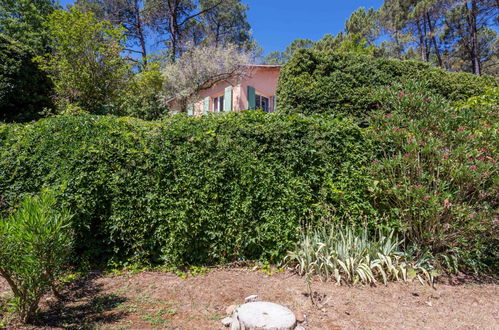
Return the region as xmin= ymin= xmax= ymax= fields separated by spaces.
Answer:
xmin=181 ymin=66 xmax=280 ymax=116
xmin=237 ymin=67 xmax=280 ymax=110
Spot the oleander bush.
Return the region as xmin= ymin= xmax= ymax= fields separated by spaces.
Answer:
xmin=0 ymin=112 xmax=373 ymax=266
xmin=276 ymin=50 xmax=498 ymax=117
xmin=365 ymin=81 xmax=498 ymax=272
xmin=0 ymin=192 xmax=72 ymax=323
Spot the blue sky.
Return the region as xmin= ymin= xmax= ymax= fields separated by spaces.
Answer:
xmin=59 ymin=0 xmax=385 ymax=54
xmin=247 ymin=0 xmax=384 ymax=53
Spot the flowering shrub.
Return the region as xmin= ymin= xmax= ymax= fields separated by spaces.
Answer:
xmin=367 ymin=82 xmax=498 ymax=272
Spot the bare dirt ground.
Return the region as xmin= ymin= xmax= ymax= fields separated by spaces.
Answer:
xmin=1 ymin=268 xmax=498 ymax=329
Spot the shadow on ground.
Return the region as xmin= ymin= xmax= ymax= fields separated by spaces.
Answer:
xmin=34 ymin=272 xmax=128 ymax=329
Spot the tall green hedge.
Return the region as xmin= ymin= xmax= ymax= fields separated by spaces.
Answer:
xmin=276 ymin=50 xmax=498 ymax=117
xmin=0 ymin=112 xmax=373 ymax=266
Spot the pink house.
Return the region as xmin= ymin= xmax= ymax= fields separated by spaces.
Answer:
xmin=167 ymin=65 xmax=281 ymax=115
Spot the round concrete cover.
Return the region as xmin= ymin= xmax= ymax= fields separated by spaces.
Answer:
xmin=235 ymin=302 xmax=296 ymax=329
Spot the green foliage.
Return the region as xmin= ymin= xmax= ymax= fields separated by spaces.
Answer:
xmin=0 ymin=0 xmax=56 ymax=54
xmin=0 ymin=34 xmax=54 ymax=122
xmin=344 ymin=7 xmax=380 ymax=45
xmin=456 ymin=86 xmax=499 ymax=109
xmin=35 ymin=8 xmax=130 ymax=115
xmin=120 ymin=62 xmax=168 ymax=120
xmin=287 ymin=224 xmax=435 ymax=285
xmin=0 ymin=192 xmax=73 ymax=323
xmin=366 ymin=81 xmax=498 ymax=272
xmin=276 ymin=50 xmax=498 ymax=117
xmin=0 ymin=112 xmax=373 ymax=267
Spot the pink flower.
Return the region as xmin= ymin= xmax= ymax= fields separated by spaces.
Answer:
xmin=399 ymin=91 xmax=405 ymax=98
xmin=467 ymin=135 xmax=474 ymax=139
xmin=470 ymin=166 xmax=477 ymax=170
xmin=458 ymin=127 xmax=465 ymax=132
xmin=423 ymin=196 xmax=429 ymax=200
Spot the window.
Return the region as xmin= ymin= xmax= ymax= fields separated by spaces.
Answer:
xmin=255 ymin=94 xmax=269 ymax=112
xmin=213 ymin=95 xmax=224 ymax=112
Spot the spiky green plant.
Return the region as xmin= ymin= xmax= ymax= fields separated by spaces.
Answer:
xmin=286 ymin=226 xmax=435 ymax=285
xmin=0 ymin=192 xmax=73 ymax=323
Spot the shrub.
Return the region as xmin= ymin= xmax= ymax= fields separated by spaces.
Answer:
xmin=366 ymin=81 xmax=498 ymax=272
xmin=286 ymin=224 xmax=435 ymax=285
xmin=0 ymin=112 xmax=373 ymax=266
xmin=276 ymin=50 xmax=498 ymax=117
xmin=120 ymin=62 xmax=168 ymax=120
xmin=0 ymin=192 xmax=73 ymax=323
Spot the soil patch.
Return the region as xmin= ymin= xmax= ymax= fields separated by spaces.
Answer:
xmin=1 ymin=269 xmax=498 ymax=329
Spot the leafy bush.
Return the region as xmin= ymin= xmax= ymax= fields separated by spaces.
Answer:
xmin=276 ymin=50 xmax=498 ymax=117
xmin=120 ymin=62 xmax=168 ymax=120
xmin=0 ymin=192 xmax=73 ymax=323
xmin=0 ymin=34 xmax=54 ymax=122
xmin=286 ymin=224 xmax=435 ymax=285
xmin=0 ymin=112 xmax=373 ymax=266
xmin=366 ymin=81 xmax=498 ymax=272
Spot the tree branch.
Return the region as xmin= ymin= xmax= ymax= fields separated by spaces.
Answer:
xmin=179 ymin=0 xmax=225 ymax=27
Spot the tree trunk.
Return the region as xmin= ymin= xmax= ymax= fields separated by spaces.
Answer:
xmin=426 ymin=13 xmax=443 ymax=68
xmin=417 ymin=20 xmax=427 ymax=62
xmin=134 ymin=0 xmax=148 ymax=68
xmin=468 ymin=0 xmax=481 ymax=75
xmin=166 ymin=0 xmax=180 ymax=63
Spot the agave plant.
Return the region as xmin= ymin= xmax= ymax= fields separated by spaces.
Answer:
xmin=286 ymin=225 xmax=435 ymax=285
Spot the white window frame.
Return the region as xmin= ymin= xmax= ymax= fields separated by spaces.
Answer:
xmin=213 ymin=95 xmax=224 ymax=112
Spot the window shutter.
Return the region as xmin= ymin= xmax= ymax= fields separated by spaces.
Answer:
xmin=224 ymin=86 xmax=232 ymax=112
xmin=187 ymin=103 xmax=194 ymax=116
xmin=273 ymin=95 xmax=277 ymax=112
xmin=247 ymin=86 xmax=256 ymax=109
xmin=203 ymin=97 xmax=210 ymax=114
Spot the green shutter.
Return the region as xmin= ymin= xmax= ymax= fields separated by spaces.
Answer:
xmin=224 ymin=86 xmax=232 ymax=112
xmin=203 ymin=97 xmax=210 ymax=114
xmin=247 ymin=86 xmax=256 ymax=109
xmin=273 ymin=95 xmax=277 ymax=112
xmin=187 ymin=103 xmax=193 ymax=116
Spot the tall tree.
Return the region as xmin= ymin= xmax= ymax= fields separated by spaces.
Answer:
xmin=74 ymin=0 xmax=150 ymax=68
xmin=0 ymin=0 xmax=57 ymax=53
xmin=197 ymin=0 xmax=253 ymax=50
xmin=379 ymin=0 xmax=412 ymax=59
xmin=344 ymin=7 xmax=380 ymax=45
xmin=35 ymin=9 xmax=130 ymax=114
xmin=0 ymin=35 xmax=54 ymax=122
xmin=144 ymin=0 xmax=223 ymax=62
xmin=443 ymin=1 xmax=498 ymax=75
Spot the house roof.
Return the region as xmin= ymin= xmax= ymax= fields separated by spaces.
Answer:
xmin=245 ymin=64 xmax=282 ymax=68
